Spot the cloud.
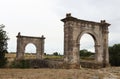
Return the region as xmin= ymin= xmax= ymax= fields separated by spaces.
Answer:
xmin=0 ymin=0 xmax=120 ymax=54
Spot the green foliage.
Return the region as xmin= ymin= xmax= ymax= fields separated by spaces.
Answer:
xmin=0 ymin=25 xmax=9 ymax=68
xmin=53 ymin=52 xmax=59 ymax=56
xmin=79 ymin=49 xmax=94 ymax=57
xmin=109 ymin=44 xmax=120 ymax=66
xmin=44 ymin=53 xmax=46 ymax=55
xmin=11 ymin=60 xmax=30 ymax=68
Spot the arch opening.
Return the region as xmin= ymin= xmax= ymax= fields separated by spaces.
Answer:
xmin=79 ymin=33 xmax=96 ymax=61
xmin=24 ymin=43 xmax=37 ymax=59
xmin=25 ymin=43 xmax=36 ymax=53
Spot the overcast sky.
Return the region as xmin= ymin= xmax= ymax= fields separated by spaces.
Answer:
xmin=0 ymin=0 xmax=120 ymax=54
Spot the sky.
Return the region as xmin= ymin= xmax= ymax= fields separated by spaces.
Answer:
xmin=0 ymin=0 xmax=120 ymax=54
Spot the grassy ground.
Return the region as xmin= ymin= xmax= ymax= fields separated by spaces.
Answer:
xmin=5 ymin=53 xmax=63 ymax=60
xmin=4 ymin=53 xmax=120 ymax=79
xmin=0 ymin=67 xmax=120 ymax=79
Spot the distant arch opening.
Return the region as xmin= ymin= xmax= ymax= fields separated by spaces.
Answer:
xmin=25 ymin=43 xmax=36 ymax=59
xmin=25 ymin=43 xmax=36 ymax=53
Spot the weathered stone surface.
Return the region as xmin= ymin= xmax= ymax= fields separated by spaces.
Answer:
xmin=61 ymin=13 xmax=110 ymax=68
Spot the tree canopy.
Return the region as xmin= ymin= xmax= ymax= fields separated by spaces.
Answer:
xmin=53 ymin=52 xmax=59 ymax=56
xmin=79 ymin=49 xmax=94 ymax=57
xmin=0 ymin=24 xmax=9 ymax=67
xmin=109 ymin=44 xmax=120 ymax=66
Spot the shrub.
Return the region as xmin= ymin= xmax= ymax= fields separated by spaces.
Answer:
xmin=11 ymin=60 xmax=30 ymax=68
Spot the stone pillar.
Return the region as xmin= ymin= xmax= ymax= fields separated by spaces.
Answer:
xmin=103 ymin=31 xmax=109 ymax=67
xmin=62 ymin=13 xmax=80 ymax=68
xmin=72 ymin=41 xmax=80 ymax=65
xmin=102 ymin=21 xmax=110 ymax=66
xmin=36 ymin=35 xmax=45 ymax=59
xmin=41 ymin=35 xmax=45 ymax=59
xmin=16 ymin=32 xmax=24 ymax=60
xmin=95 ymin=44 xmax=103 ymax=63
xmin=36 ymin=48 xmax=41 ymax=59
xmin=64 ymin=26 xmax=70 ymax=62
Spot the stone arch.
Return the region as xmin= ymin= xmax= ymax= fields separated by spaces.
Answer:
xmin=78 ymin=31 xmax=100 ymax=62
xmin=77 ymin=30 xmax=98 ymax=45
xmin=79 ymin=33 xmax=95 ymax=52
xmin=16 ymin=32 xmax=45 ymax=60
xmin=61 ymin=13 xmax=110 ymax=68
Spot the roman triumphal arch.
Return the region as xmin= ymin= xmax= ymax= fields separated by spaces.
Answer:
xmin=61 ymin=13 xmax=110 ymax=68
xmin=16 ymin=32 xmax=45 ymax=60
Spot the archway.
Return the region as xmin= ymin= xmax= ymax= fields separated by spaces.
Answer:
xmin=80 ymin=34 xmax=95 ymax=52
xmin=16 ymin=32 xmax=45 ymax=60
xmin=61 ymin=13 xmax=110 ymax=68
xmin=80 ymin=34 xmax=95 ymax=61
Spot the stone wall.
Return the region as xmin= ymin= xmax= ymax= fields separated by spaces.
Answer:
xmin=80 ymin=61 xmax=104 ymax=69
xmin=11 ymin=59 xmax=109 ymax=69
xmin=12 ymin=59 xmax=64 ymax=69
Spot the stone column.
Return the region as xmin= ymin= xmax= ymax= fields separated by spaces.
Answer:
xmin=36 ymin=35 xmax=45 ymax=59
xmin=101 ymin=20 xmax=110 ymax=67
xmin=62 ymin=14 xmax=80 ymax=68
xmin=41 ymin=36 xmax=45 ymax=59
xmin=72 ymin=41 xmax=80 ymax=65
xmin=95 ymin=44 xmax=103 ymax=63
xmin=36 ymin=47 xmax=41 ymax=59
xmin=103 ymin=26 xmax=109 ymax=66
xmin=16 ymin=32 xmax=24 ymax=60
xmin=63 ymin=25 xmax=70 ymax=62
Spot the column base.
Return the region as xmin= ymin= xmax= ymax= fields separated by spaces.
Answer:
xmin=63 ymin=63 xmax=80 ymax=69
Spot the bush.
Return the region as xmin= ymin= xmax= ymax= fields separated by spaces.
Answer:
xmin=0 ymin=58 xmax=7 ymax=68
xmin=53 ymin=52 xmax=59 ymax=56
xmin=79 ymin=49 xmax=94 ymax=57
xmin=11 ymin=60 xmax=30 ymax=68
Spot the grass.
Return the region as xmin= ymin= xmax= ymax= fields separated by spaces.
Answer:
xmin=3 ymin=53 xmax=120 ymax=79
xmin=44 ymin=55 xmax=63 ymax=60
xmin=0 ymin=67 xmax=120 ymax=79
xmin=5 ymin=53 xmax=64 ymax=68
xmin=5 ymin=53 xmax=63 ymax=61
xmin=5 ymin=53 xmax=96 ymax=68
xmin=5 ymin=53 xmax=94 ymax=61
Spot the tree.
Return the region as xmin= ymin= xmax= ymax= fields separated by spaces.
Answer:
xmin=79 ymin=49 xmax=94 ymax=57
xmin=109 ymin=44 xmax=120 ymax=66
xmin=0 ymin=24 xmax=9 ymax=67
xmin=53 ymin=52 xmax=58 ymax=56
